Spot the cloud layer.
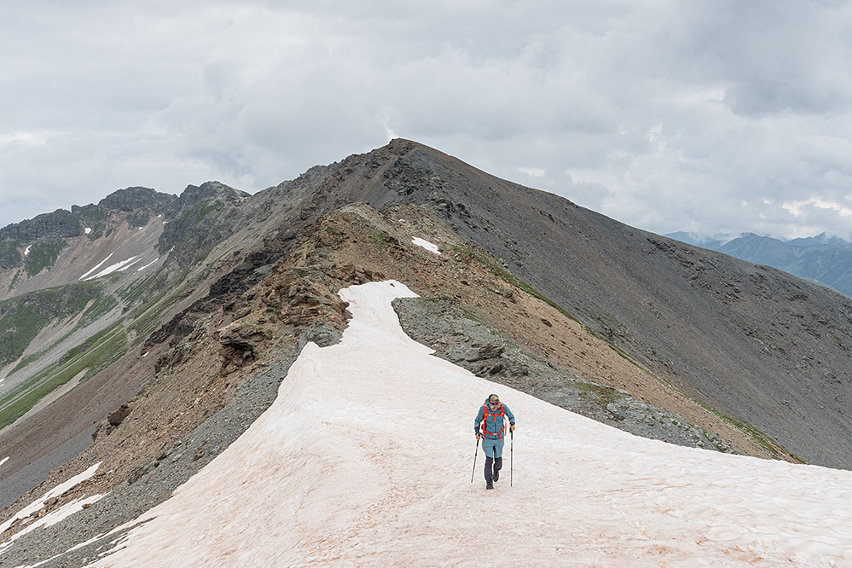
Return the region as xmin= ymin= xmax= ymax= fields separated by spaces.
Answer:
xmin=2 ymin=1 xmax=851 ymax=239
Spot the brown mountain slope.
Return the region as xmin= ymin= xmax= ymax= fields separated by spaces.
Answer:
xmin=253 ymin=139 xmax=851 ymax=468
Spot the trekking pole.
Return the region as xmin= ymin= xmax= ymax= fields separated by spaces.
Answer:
xmin=510 ymin=429 xmax=514 ymax=487
xmin=471 ymin=438 xmax=480 ymax=483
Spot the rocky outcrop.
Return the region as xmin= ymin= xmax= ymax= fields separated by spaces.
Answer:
xmin=171 ymin=181 xmax=249 ymax=212
xmin=98 ymin=187 xmax=177 ymax=228
xmin=98 ymin=187 xmax=176 ymax=214
xmin=0 ymin=210 xmax=82 ymax=243
xmin=0 ymin=210 xmax=81 ymax=270
xmin=214 ymin=321 xmax=265 ymax=373
xmin=393 ymin=295 xmax=735 ymax=453
xmin=157 ymin=183 xmax=251 ymax=267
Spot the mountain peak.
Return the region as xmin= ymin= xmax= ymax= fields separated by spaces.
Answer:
xmin=1 ymin=141 xmax=851 ymax=566
xmin=177 ymin=181 xmax=249 ymax=209
xmin=98 ymin=187 xmax=176 ymax=213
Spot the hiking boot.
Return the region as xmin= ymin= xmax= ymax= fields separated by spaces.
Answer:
xmin=493 ymin=457 xmax=502 ymax=482
xmin=492 ymin=469 xmax=499 ymax=482
xmin=486 ymin=479 xmax=494 ymax=489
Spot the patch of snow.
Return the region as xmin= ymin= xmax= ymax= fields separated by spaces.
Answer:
xmin=0 ymin=494 xmax=105 ymax=555
xmin=21 ymin=533 xmax=109 ymax=568
xmin=135 ymin=258 xmax=159 ymax=273
xmin=70 ymin=533 xmax=106 ymax=552
xmin=83 ymin=255 xmax=142 ymax=281
xmin=84 ymin=227 xmax=92 ymax=234
xmin=411 ymin=236 xmax=440 ymax=255
xmin=77 ymin=281 xmax=852 ymax=567
xmin=0 ymin=463 xmax=102 ymax=554
xmin=0 ymin=456 xmax=8 ymax=468
xmin=23 ymin=245 xmax=32 ymax=256
xmin=78 ymin=253 xmax=114 ymax=280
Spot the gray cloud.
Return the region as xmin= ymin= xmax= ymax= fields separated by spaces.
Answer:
xmin=2 ymin=1 xmax=851 ymax=240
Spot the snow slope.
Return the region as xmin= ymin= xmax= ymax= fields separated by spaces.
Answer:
xmin=61 ymin=280 xmax=852 ymax=566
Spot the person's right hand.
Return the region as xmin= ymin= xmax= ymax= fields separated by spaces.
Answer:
xmin=475 ymin=433 xmax=481 ymax=440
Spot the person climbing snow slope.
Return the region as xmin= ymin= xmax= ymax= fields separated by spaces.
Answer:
xmin=474 ymin=394 xmax=515 ymax=489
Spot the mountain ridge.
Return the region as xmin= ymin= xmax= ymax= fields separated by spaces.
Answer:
xmin=0 ymin=139 xmax=850 ymax=565
xmin=275 ymin=139 xmax=851 ymax=467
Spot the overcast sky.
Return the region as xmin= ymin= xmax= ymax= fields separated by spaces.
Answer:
xmin=2 ymin=1 xmax=851 ymax=240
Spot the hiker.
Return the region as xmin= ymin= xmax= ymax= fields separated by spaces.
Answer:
xmin=474 ymin=394 xmax=515 ymax=489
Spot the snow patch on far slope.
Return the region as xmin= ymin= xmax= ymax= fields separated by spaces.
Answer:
xmin=82 ymin=255 xmax=142 ymax=281
xmin=135 ymin=258 xmax=159 ymax=273
xmin=411 ymin=237 xmax=440 ymax=254
xmin=78 ymin=254 xmax=114 ymax=280
xmin=73 ymin=279 xmax=852 ymax=567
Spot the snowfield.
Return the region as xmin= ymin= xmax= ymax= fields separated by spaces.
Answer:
xmin=12 ymin=280 xmax=852 ymax=566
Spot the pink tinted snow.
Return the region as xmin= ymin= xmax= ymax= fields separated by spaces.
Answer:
xmin=64 ymin=280 xmax=852 ymax=567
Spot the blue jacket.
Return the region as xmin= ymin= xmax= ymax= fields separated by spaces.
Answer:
xmin=474 ymin=400 xmax=515 ymax=440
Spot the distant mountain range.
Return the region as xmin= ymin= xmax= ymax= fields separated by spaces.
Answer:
xmin=667 ymin=232 xmax=852 ymax=298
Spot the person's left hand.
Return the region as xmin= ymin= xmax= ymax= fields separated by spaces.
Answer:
xmin=510 ymin=424 xmax=515 ymax=432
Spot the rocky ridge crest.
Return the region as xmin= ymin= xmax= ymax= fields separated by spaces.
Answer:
xmin=0 ymin=139 xmax=849 ymax=565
